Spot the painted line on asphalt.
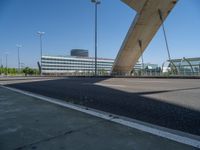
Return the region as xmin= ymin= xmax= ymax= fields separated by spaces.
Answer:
xmin=126 ymin=80 xmax=169 ymax=83
xmin=82 ymin=82 xmax=127 ymax=88
xmin=3 ymin=86 xmax=200 ymax=148
xmin=94 ymin=83 xmax=127 ymax=88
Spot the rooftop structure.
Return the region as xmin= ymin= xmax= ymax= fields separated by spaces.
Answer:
xmin=70 ymin=49 xmax=89 ymax=57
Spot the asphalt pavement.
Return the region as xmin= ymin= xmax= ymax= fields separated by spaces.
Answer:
xmin=1 ymin=86 xmax=197 ymax=150
xmin=4 ymin=77 xmax=200 ymax=136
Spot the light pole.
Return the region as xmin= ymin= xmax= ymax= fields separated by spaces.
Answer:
xmin=91 ymin=0 xmax=100 ymax=76
xmin=37 ymin=31 xmax=45 ymax=75
xmin=16 ymin=44 xmax=22 ymax=73
xmin=0 ymin=56 xmax=2 ymax=68
xmin=0 ymin=56 xmax=2 ymax=75
xmin=5 ymin=53 xmax=8 ymax=76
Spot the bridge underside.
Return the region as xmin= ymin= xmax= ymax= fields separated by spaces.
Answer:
xmin=111 ymin=0 xmax=178 ymax=75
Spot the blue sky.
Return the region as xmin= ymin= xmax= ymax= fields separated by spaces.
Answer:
xmin=0 ymin=0 xmax=199 ymax=68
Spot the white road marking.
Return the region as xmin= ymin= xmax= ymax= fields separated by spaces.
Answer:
xmin=125 ymin=80 xmax=169 ymax=83
xmin=94 ymin=83 xmax=127 ymax=88
xmin=82 ymin=82 xmax=127 ymax=88
xmin=2 ymin=86 xmax=200 ymax=148
xmin=0 ymin=77 xmax=66 ymax=85
xmin=83 ymin=80 xmax=169 ymax=89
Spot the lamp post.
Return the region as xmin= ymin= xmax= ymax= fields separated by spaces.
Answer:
xmin=91 ymin=0 xmax=100 ymax=76
xmin=5 ymin=53 xmax=8 ymax=76
xmin=16 ymin=44 xmax=22 ymax=73
xmin=37 ymin=31 xmax=45 ymax=75
xmin=0 ymin=56 xmax=2 ymax=68
xmin=0 ymin=56 xmax=2 ymax=75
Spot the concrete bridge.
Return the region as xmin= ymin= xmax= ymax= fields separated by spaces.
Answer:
xmin=111 ymin=0 xmax=178 ymax=75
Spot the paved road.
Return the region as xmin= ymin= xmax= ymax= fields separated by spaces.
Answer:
xmin=5 ymin=77 xmax=200 ymax=136
xmin=1 ymin=87 xmax=196 ymax=150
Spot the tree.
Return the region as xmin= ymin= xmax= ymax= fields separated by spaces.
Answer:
xmin=23 ymin=67 xmax=34 ymax=76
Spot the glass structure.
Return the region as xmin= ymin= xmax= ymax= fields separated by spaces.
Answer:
xmin=170 ymin=57 xmax=200 ymax=75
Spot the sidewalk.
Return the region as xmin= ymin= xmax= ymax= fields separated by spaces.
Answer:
xmin=0 ymin=87 xmax=196 ymax=150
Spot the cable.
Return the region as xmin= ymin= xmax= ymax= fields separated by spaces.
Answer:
xmin=138 ymin=40 xmax=144 ymax=75
xmin=158 ymin=9 xmax=178 ymax=74
xmin=158 ymin=9 xmax=172 ymax=61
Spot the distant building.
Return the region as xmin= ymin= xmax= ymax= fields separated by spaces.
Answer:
xmin=132 ymin=62 xmax=160 ymax=76
xmin=41 ymin=51 xmax=159 ymax=75
xmin=41 ymin=55 xmax=114 ymax=75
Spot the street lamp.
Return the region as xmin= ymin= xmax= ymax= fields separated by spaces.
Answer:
xmin=5 ymin=52 xmax=8 ymax=76
xmin=91 ymin=0 xmax=100 ymax=76
xmin=0 ymin=56 xmax=2 ymax=68
xmin=37 ymin=31 xmax=45 ymax=75
xmin=16 ymin=44 xmax=22 ymax=73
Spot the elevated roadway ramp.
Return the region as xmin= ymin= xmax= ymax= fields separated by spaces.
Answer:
xmin=111 ymin=0 xmax=178 ymax=75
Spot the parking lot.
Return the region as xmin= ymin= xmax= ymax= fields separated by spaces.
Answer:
xmin=4 ymin=77 xmax=200 ymax=136
xmin=0 ymin=86 xmax=198 ymax=150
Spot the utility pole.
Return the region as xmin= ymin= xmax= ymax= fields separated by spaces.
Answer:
xmin=91 ymin=0 xmax=101 ymax=76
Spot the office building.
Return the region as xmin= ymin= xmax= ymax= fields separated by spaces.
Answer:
xmin=41 ymin=49 xmax=158 ymax=75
